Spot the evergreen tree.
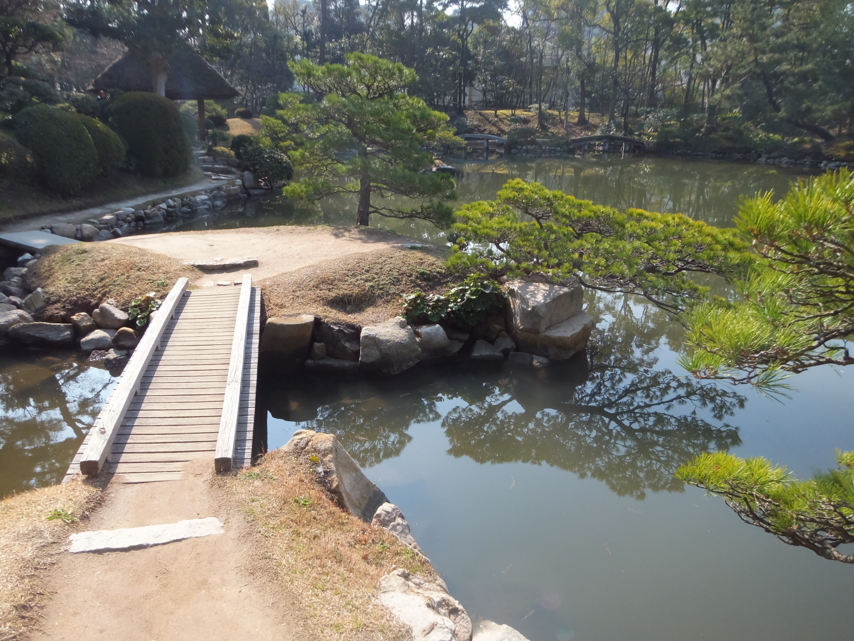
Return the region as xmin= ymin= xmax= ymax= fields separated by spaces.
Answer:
xmin=275 ymin=53 xmax=462 ymax=227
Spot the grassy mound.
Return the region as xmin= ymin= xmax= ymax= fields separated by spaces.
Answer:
xmin=26 ymin=243 xmax=202 ymax=319
xmin=259 ymin=249 xmax=453 ymax=326
xmin=219 ymin=449 xmax=433 ymax=640
xmin=0 ymin=480 xmax=103 ymax=641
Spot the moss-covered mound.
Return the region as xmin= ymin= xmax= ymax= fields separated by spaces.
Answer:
xmin=78 ymin=115 xmax=126 ymax=175
xmin=259 ymin=249 xmax=452 ymax=326
xmin=26 ymin=243 xmax=202 ymax=319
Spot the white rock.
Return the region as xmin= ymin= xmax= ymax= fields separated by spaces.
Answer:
xmin=379 ymin=569 xmax=472 ymax=641
xmin=92 ymin=302 xmax=128 ymax=329
xmin=0 ymin=309 xmax=33 ymax=337
xmin=371 ymin=502 xmax=422 ymax=553
xmin=470 ymin=340 xmax=504 ymax=361
xmin=68 ymin=517 xmax=224 ymax=553
xmin=359 ymin=317 xmax=423 ymax=375
xmin=80 ymin=328 xmax=116 ymax=351
xmin=415 ymin=324 xmax=450 ymax=351
xmin=515 ymin=312 xmax=594 ymax=360
xmin=506 ymin=279 xmax=583 ymax=334
xmin=473 ymin=621 xmax=530 ymax=641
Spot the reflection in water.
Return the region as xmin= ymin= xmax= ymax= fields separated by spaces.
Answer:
xmin=265 ymin=293 xmax=745 ymax=500
xmin=0 ymin=352 xmax=114 ymax=496
xmin=137 ymin=157 xmax=815 ymax=242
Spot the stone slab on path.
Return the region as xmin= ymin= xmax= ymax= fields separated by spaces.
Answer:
xmin=68 ymin=517 xmax=224 ymax=553
xmin=0 ymin=231 xmax=81 ymax=253
xmin=184 ymin=256 xmax=259 ymax=271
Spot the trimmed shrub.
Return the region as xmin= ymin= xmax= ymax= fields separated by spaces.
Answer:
xmin=209 ymin=113 xmax=227 ymax=127
xmin=66 ymin=92 xmax=100 ymax=117
xmin=506 ymin=127 xmax=540 ymax=152
xmin=211 ymin=146 xmax=235 ymax=159
xmin=78 ymin=115 xmax=125 ymax=175
xmin=180 ymin=111 xmax=198 ymax=142
xmin=0 ymin=134 xmax=34 ymax=178
xmin=235 ymin=107 xmax=253 ymax=119
xmin=14 ymin=104 xmax=98 ymax=194
xmin=240 ymin=145 xmax=293 ymax=188
xmin=0 ymin=78 xmax=62 ymax=114
xmin=208 ymin=129 xmax=232 ymax=148
xmin=110 ymin=92 xmax=191 ymax=177
xmin=230 ymin=134 xmax=256 ymax=157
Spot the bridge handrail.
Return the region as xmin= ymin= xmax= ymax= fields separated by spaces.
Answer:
xmin=79 ymin=277 xmax=190 ymax=476
xmin=215 ymin=274 xmax=253 ymax=473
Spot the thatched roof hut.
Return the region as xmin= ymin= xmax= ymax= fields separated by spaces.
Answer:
xmin=92 ymin=48 xmax=239 ymax=141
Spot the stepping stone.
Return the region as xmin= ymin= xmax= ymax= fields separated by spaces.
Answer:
xmin=68 ymin=517 xmax=224 ymax=553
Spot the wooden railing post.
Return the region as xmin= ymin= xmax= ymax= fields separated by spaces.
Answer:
xmin=215 ymin=275 xmax=252 ymax=473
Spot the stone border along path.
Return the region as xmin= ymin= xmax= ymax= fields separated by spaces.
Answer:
xmin=68 ymin=517 xmax=225 ymax=553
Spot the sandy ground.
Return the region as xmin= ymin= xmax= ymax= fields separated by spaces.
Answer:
xmin=109 ymin=226 xmax=421 ymax=284
xmin=32 ymin=460 xmax=297 ymax=641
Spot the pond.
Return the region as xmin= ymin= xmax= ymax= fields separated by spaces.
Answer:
xmin=2 ymin=155 xmax=849 ymax=640
xmin=156 ymin=155 xmax=816 ymax=240
xmin=262 ymin=289 xmax=854 ymax=640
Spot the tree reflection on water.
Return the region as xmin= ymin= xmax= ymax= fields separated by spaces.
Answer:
xmin=0 ymin=353 xmax=113 ymax=496
xmin=267 ymin=292 xmax=746 ymax=499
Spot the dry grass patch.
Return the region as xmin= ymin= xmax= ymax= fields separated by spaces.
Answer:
xmin=0 ymin=480 xmax=103 ymax=641
xmin=260 ymin=248 xmax=454 ymax=326
xmin=226 ymin=117 xmax=261 ymax=137
xmin=26 ymin=243 xmax=203 ymax=319
xmin=218 ymin=450 xmax=434 ymax=641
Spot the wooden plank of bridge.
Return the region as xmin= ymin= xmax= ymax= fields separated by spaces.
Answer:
xmin=65 ymin=279 xmax=260 ymax=484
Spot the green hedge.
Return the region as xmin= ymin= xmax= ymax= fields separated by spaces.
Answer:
xmin=110 ymin=92 xmax=191 ymax=177
xmin=235 ymin=107 xmax=253 ymax=119
xmin=0 ymin=133 xmax=34 ymax=178
xmin=240 ymin=145 xmax=293 ymax=188
xmin=14 ymin=104 xmax=98 ymax=194
xmin=78 ymin=115 xmax=125 ymax=175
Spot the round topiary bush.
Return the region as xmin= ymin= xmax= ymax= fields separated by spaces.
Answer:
xmin=209 ymin=113 xmax=227 ymax=128
xmin=235 ymin=107 xmax=253 ymax=119
xmin=0 ymin=133 xmax=34 ymax=178
xmin=240 ymin=145 xmax=293 ymax=188
xmin=66 ymin=92 xmax=100 ymax=117
xmin=110 ymin=92 xmax=191 ymax=178
xmin=211 ymin=146 xmax=235 ymax=159
xmin=230 ymin=134 xmax=256 ymax=157
xmin=77 ymin=115 xmax=125 ymax=175
xmin=14 ymin=104 xmax=98 ymax=194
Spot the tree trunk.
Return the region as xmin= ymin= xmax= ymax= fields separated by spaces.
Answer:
xmin=357 ymin=163 xmax=371 ymax=226
xmin=149 ymin=52 xmax=169 ymax=97
xmin=319 ymin=0 xmax=328 ymax=63
xmin=577 ymin=73 xmax=588 ymax=125
xmin=197 ymin=98 xmax=206 ymax=142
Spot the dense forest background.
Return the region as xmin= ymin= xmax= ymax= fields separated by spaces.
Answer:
xmin=6 ymin=0 xmax=854 ymax=146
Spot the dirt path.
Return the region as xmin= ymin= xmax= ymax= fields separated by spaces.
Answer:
xmin=109 ymin=226 xmax=423 ymax=284
xmin=32 ymin=460 xmax=298 ymax=641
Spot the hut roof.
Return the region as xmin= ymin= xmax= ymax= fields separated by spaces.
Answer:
xmin=92 ymin=49 xmax=239 ymax=101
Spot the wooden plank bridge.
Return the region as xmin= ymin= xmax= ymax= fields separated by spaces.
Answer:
xmin=65 ymin=276 xmax=260 ymax=483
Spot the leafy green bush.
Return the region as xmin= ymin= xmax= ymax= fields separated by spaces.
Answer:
xmin=235 ymin=107 xmax=253 ymax=119
xmin=208 ymin=129 xmax=232 ymax=148
xmin=239 ymin=145 xmax=293 ymax=188
xmin=110 ymin=92 xmax=191 ymax=177
xmin=77 ymin=115 xmax=125 ymax=175
xmin=0 ymin=134 xmax=34 ymax=177
xmin=180 ymin=111 xmax=198 ymax=141
xmin=230 ymin=134 xmax=256 ymax=157
xmin=403 ymin=275 xmax=506 ymax=328
xmin=0 ymin=78 xmax=62 ymax=114
xmin=65 ymin=92 xmax=99 ymax=117
xmin=128 ymin=293 xmax=161 ymax=328
xmin=506 ymin=127 xmax=539 ymax=152
xmin=209 ymin=113 xmax=227 ymax=127
xmin=14 ymin=104 xmax=97 ymax=194
xmin=211 ymin=146 xmax=235 ymax=159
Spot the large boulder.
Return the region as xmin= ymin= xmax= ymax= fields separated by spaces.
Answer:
xmin=414 ymin=324 xmax=450 ymax=351
xmin=92 ymin=302 xmax=128 ymax=329
xmin=371 ymin=502 xmax=422 ymax=554
xmin=359 ymin=317 xmax=423 ymax=375
xmin=514 ymin=312 xmax=594 ymax=360
xmin=80 ymin=328 xmax=116 ymax=351
xmin=316 ymin=320 xmax=361 ymax=361
xmin=473 ymin=621 xmax=530 ymax=641
xmin=21 ymin=288 xmax=46 ymax=315
xmin=0 ymin=309 xmax=34 ymax=337
xmin=259 ymin=314 xmax=315 ymax=372
xmin=70 ymin=312 xmax=96 ymax=336
xmin=506 ymin=279 xmax=583 ymax=334
xmin=112 ymin=327 xmax=139 ymax=349
xmin=79 ymin=224 xmax=99 ymax=241
xmin=283 ymin=429 xmax=388 ymax=522
xmin=378 ymin=569 xmax=472 ymax=641
xmin=8 ymin=322 xmax=75 ymax=346
xmin=51 ymin=223 xmax=78 ymax=239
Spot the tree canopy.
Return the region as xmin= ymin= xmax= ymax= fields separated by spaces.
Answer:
xmin=677 ymin=450 xmax=854 ymax=563
xmin=0 ymin=0 xmax=66 ymax=78
xmin=682 ymin=170 xmax=854 ymax=389
xmin=450 ymin=178 xmax=752 ymax=313
xmin=274 ymin=53 xmax=462 ymax=227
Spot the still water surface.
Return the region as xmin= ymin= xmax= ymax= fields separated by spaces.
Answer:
xmin=2 ymin=156 xmax=849 ymax=639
